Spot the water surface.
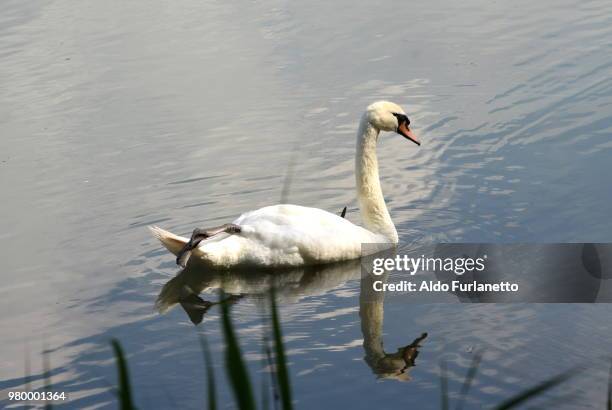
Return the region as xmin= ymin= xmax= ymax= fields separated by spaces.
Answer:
xmin=1 ymin=0 xmax=612 ymax=408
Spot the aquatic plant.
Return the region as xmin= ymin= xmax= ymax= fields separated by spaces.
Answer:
xmin=219 ymin=290 xmax=256 ymax=409
xmin=199 ymin=335 xmax=217 ymax=410
xmin=102 ymin=294 xmax=597 ymax=409
xmin=269 ymin=287 xmax=293 ymax=410
xmin=111 ymin=339 xmax=137 ymax=410
xmin=493 ymin=368 xmax=578 ymax=410
xmin=439 ymin=351 xmax=582 ymax=410
xmin=42 ymin=344 xmax=53 ymax=410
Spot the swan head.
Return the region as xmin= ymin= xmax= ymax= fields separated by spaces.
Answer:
xmin=365 ymin=101 xmax=420 ymax=146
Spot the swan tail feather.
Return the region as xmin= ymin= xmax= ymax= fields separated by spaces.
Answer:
xmin=149 ymin=225 xmax=189 ymax=256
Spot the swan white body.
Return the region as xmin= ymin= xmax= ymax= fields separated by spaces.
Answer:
xmin=152 ymin=204 xmax=386 ymax=268
xmin=150 ymin=101 xmax=420 ymax=269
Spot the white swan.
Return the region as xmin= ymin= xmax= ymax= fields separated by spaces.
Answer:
xmin=150 ymin=101 xmax=420 ymax=268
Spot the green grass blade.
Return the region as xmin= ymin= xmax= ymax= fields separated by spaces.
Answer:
xmin=607 ymin=359 xmax=612 ymax=410
xmin=260 ymin=301 xmax=278 ymax=410
xmin=219 ymin=291 xmax=256 ymax=410
xmin=24 ymin=345 xmax=31 ymax=408
xmin=269 ymin=287 xmax=293 ymax=410
xmin=493 ymin=368 xmax=578 ymax=410
xmin=440 ymin=360 xmax=449 ymax=410
xmin=199 ymin=335 xmax=217 ymax=410
xmin=111 ymin=339 xmax=137 ymax=410
xmin=42 ymin=343 xmax=53 ymax=410
xmin=265 ymin=335 xmax=280 ymax=410
xmin=261 ymin=356 xmax=270 ymax=410
xmin=454 ymin=350 xmax=483 ymax=410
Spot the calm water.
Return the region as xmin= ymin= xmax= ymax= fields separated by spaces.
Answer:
xmin=1 ymin=0 xmax=612 ymax=408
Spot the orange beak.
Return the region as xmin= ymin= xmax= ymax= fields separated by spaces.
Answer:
xmin=397 ymin=121 xmax=420 ymax=146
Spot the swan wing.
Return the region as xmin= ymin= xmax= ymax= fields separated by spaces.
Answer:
xmin=198 ymin=204 xmax=384 ymax=267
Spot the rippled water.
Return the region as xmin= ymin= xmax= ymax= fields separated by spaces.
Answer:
xmin=1 ymin=0 xmax=612 ymax=408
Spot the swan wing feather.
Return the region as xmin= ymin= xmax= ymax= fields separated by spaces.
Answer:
xmin=197 ymin=204 xmax=383 ymax=267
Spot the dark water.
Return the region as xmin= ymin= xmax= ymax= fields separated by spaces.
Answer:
xmin=1 ymin=0 xmax=612 ymax=408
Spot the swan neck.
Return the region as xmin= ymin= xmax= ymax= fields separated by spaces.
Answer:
xmin=355 ymin=116 xmax=398 ymax=243
xmin=360 ymin=291 xmax=386 ymax=359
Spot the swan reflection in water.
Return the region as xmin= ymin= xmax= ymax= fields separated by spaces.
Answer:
xmin=360 ymin=268 xmax=427 ymax=381
xmin=156 ymin=257 xmax=427 ymax=381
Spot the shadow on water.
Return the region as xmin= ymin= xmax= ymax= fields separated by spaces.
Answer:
xmin=156 ymin=259 xmax=362 ymax=316
xmin=2 ymin=249 xmax=611 ymax=408
xmin=157 ymin=258 xmax=429 ymax=382
xmin=0 ymin=257 xmax=433 ymax=409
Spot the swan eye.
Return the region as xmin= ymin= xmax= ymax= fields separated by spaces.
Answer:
xmin=392 ymin=112 xmax=410 ymax=127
